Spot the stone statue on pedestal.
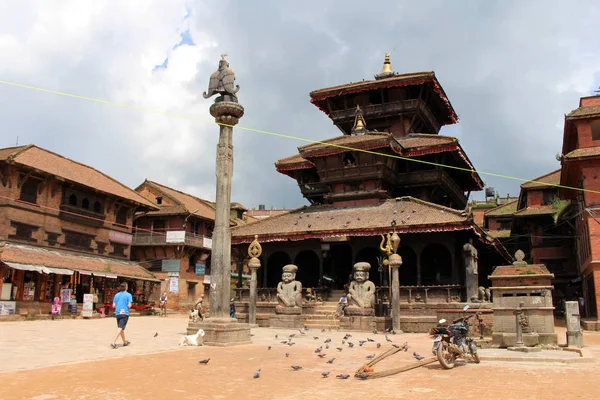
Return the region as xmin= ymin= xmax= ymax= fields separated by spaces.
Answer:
xmin=463 ymin=239 xmax=479 ymax=302
xmin=276 ymin=264 xmax=302 ymax=313
xmin=346 ymin=262 xmax=376 ymax=315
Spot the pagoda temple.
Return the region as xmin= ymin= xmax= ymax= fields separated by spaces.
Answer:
xmin=231 ymin=54 xmax=509 ymax=330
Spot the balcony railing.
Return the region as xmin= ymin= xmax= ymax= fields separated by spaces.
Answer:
xmin=131 ymin=230 xmax=212 ymax=249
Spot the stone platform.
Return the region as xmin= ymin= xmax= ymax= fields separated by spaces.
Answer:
xmin=492 ymin=332 xmax=557 ymax=347
xmin=269 ymin=313 xmax=303 ymax=329
xmin=477 ymin=347 xmax=593 ymax=363
xmin=187 ymin=317 xmax=251 ymax=347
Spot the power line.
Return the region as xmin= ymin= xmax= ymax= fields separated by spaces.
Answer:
xmin=1 ymin=79 xmax=598 ymax=195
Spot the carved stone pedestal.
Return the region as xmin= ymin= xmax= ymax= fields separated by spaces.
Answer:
xmin=269 ymin=313 xmax=303 ymax=329
xmin=345 ymin=306 xmax=375 ymax=317
xmin=492 ymin=332 xmax=557 ymax=347
xmin=187 ymin=318 xmax=251 ymax=347
xmin=275 ymin=306 xmax=302 ymax=315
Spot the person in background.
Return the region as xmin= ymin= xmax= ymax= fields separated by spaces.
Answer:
xmin=111 ymin=282 xmax=132 ymax=349
xmin=159 ymin=292 xmax=168 ymax=317
xmin=230 ymin=298 xmax=237 ymax=319
xmin=194 ymin=294 xmax=205 ymax=321
xmin=336 ymin=293 xmax=348 ymax=317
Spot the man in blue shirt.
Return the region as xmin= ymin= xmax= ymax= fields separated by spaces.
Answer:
xmin=111 ymin=282 xmax=133 ymax=349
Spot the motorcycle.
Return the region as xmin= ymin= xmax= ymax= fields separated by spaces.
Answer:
xmin=430 ymin=305 xmax=480 ymax=369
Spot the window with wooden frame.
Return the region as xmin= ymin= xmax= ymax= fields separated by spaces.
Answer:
xmin=63 ymin=231 xmax=93 ymax=251
xmin=591 ymin=119 xmax=600 ymax=141
xmin=116 ymin=208 xmax=128 ymax=225
xmin=110 ymin=243 xmax=127 ymax=257
xmin=9 ymin=222 xmax=38 ymax=242
xmin=19 ymin=178 xmax=39 ymax=204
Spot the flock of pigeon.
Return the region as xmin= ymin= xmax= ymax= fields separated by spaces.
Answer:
xmin=197 ymin=327 xmax=426 ymax=381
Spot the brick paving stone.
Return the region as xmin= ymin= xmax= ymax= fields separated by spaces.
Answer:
xmin=1 ymin=317 xmax=599 ymax=399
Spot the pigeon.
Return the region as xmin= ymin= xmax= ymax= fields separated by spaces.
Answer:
xmin=250 ymin=334 xmax=255 ymax=337
xmin=357 ymin=372 xmax=369 ymax=380
xmin=318 ymin=353 xmax=327 ymax=358
xmin=299 ymin=330 xmax=306 ymax=335
xmin=392 ymin=344 xmax=400 ymax=349
xmin=304 ymin=327 xmax=310 ymax=331
xmin=321 ymin=371 xmax=330 ymax=378
xmin=342 ymin=340 xmax=346 ymax=345
xmin=199 ymin=358 xmax=210 ymax=365
xmin=377 ymin=343 xmax=381 ymax=349
xmin=390 ymin=330 xmax=396 ymax=335
xmin=385 ymin=335 xmax=392 ymax=342
xmin=385 ymin=328 xmax=391 ymax=332
xmin=372 ymin=329 xmax=378 ymax=334
xmin=253 ymin=369 xmax=261 ymax=379
xmin=289 ymin=334 xmax=296 ymax=338
xmin=413 ymin=352 xmax=425 ymax=361
xmin=327 ymin=358 xmax=336 ymax=364
xmin=275 ymin=334 xmax=278 ymax=339
xmin=336 ymin=347 xmax=343 ymax=352
xmin=343 ymin=334 xmax=352 ymax=340
xmin=313 ymin=336 xmax=319 ymax=340
xmin=403 ymin=342 xmax=409 ymax=351
xmin=315 ymin=347 xmax=322 ymax=353
xmin=321 ymin=329 xmax=326 ymax=332
xmin=268 ymin=346 xmax=272 ymax=351
xmin=287 ymin=342 xmax=295 ymax=346
xmin=336 ymin=374 xmax=350 ymax=379
xmin=359 ymin=340 xmax=367 ymax=346
xmin=285 ymin=352 xmax=290 ymax=358
xmin=366 ymin=354 xmax=376 ymax=359
xmin=367 ymin=338 xmax=375 ymax=342
xmin=325 ymin=344 xmax=330 ymax=349
xmin=153 ymin=332 xmax=158 ymax=337
xmin=348 ymin=342 xmax=354 ymax=348
xmin=291 ymin=365 xmax=303 ymax=371
xmin=324 ymin=338 xmax=331 ymax=343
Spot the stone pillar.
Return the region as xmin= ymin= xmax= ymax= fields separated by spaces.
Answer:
xmin=565 ymin=301 xmax=584 ymax=348
xmin=209 ymin=101 xmax=244 ymax=318
xmin=389 ymin=253 xmax=403 ymax=333
xmin=463 ymin=240 xmax=478 ymax=302
xmin=247 ymin=237 xmax=262 ymax=327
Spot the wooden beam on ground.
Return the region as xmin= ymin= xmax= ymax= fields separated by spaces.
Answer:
xmin=355 ymin=344 xmax=437 ymax=379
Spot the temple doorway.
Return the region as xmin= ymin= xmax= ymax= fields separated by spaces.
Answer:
xmin=266 ymin=251 xmax=291 ymax=287
xmin=294 ymin=250 xmax=320 ymax=288
xmin=328 ymin=244 xmax=353 ymax=289
xmin=398 ymin=247 xmax=418 ymax=286
xmin=420 ymin=244 xmax=452 ymax=285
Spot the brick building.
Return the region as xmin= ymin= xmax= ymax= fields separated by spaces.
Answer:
xmin=131 ymin=180 xmax=253 ymax=310
xmin=0 ymin=145 xmax=160 ymax=316
xmin=560 ymin=93 xmax=600 ymax=321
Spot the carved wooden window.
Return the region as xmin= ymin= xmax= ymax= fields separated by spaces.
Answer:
xmin=19 ymin=178 xmax=39 ymax=204
xmin=96 ymin=242 xmax=107 ymax=254
xmin=110 ymin=243 xmax=126 ymax=257
xmin=93 ymin=201 xmax=102 ymax=213
xmin=156 ymin=197 xmax=163 ymax=205
xmin=9 ymin=222 xmax=38 ymax=242
xmin=591 ymin=119 xmax=600 ymax=141
xmin=153 ymin=220 xmax=166 ymax=232
xmin=46 ymin=232 xmax=60 ymax=246
xmin=63 ymin=231 xmax=92 ymax=251
xmin=81 ymin=198 xmax=90 ymax=210
xmin=68 ymin=194 xmax=78 ymax=206
xmin=116 ymin=208 xmax=128 ymax=225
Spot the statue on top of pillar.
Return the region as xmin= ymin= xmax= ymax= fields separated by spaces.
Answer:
xmin=346 ymin=262 xmax=376 ymax=315
xmin=276 ymin=264 xmax=303 ymax=313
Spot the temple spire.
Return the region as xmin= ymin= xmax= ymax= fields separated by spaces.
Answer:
xmin=351 ymin=105 xmax=367 ymax=135
xmin=375 ymin=52 xmax=395 ymax=80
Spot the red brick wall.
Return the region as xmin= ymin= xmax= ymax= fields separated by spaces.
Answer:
xmin=473 ymin=209 xmax=485 ymax=226
xmin=580 ymin=96 xmax=600 ymax=107
xmin=0 ymin=167 xmax=134 ymax=258
xmin=582 ymin=166 xmax=600 ymax=206
xmin=527 ymin=190 xmax=544 ymax=207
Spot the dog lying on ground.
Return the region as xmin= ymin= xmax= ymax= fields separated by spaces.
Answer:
xmin=189 ymin=308 xmax=199 ymax=323
xmin=179 ymin=329 xmax=205 ymax=346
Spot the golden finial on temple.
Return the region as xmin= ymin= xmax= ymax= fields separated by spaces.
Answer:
xmin=351 ymin=105 xmax=367 ymax=135
xmin=375 ymin=52 xmax=395 ymax=80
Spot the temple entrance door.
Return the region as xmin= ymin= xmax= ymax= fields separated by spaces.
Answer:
xmin=355 ymin=247 xmax=382 ymax=286
xmin=420 ymin=244 xmax=452 ymax=286
xmin=328 ymin=244 xmax=353 ymax=289
xmin=266 ymin=252 xmax=291 ymax=287
xmin=294 ymin=250 xmax=320 ymax=288
xmin=398 ymin=247 xmax=418 ymax=286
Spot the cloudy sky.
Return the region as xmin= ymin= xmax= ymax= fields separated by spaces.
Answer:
xmin=1 ymin=0 xmax=599 ymax=210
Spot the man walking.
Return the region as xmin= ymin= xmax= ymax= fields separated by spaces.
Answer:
xmin=111 ymin=282 xmax=132 ymax=349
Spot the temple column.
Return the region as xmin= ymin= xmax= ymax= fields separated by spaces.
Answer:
xmin=463 ymin=239 xmax=479 ymax=302
xmin=389 ymin=253 xmax=403 ymax=333
xmin=247 ymin=236 xmax=262 ymax=326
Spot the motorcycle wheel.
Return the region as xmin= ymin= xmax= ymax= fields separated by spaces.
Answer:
xmin=437 ymin=342 xmax=456 ymax=369
xmin=471 ymin=351 xmax=481 ymax=364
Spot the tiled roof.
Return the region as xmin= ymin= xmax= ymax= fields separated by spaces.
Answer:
xmin=564 ymin=147 xmax=600 ymax=160
xmin=486 ymin=229 xmax=511 ymax=239
xmin=0 ymin=243 xmax=157 ymax=280
xmin=485 ymin=200 xmax=518 ymax=217
xmin=0 ymin=145 xmax=157 ymax=209
xmin=566 ymin=105 xmax=600 ymax=119
xmin=231 ymin=196 xmax=470 ymax=243
xmin=490 ymin=264 xmax=551 ymax=277
xmin=521 ymin=169 xmax=561 ymax=189
xmin=298 ymin=133 xmax=391 ymax=157
xmin=310 ymin=71 xmax=435 ymax=97
xmin=275 ymin=154 xmax=314 ymax=169
xmin=142 ymin=181 xmax=216 ymax=221
xmin=513 ymin=206 xmax=556 ymax=217
xmin=398 ymin=134 xmax=457 ymax=150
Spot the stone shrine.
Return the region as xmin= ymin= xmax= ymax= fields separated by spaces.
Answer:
xmin=489 ymin=250 xmax=557 ymax=347
xmin=346 ymin=262 xmax=376 ymax=316
xmin=270 ymin=264 xmax=303 ymax=328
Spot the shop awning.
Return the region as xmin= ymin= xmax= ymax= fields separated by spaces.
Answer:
xmin=76 ymin=270 xmax=117 ymax=279
xmin=4 ymin=262 xmax=73 ymax=275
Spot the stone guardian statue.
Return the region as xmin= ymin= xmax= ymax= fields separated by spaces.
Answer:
xmin=276 ymin=264 xmax=302 ymax=313
xmin=346 ymin=262 xmax=376 ymax=315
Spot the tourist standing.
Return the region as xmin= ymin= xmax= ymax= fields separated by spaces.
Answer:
xmin=111 ymin=282 xmax=132 ymax=349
